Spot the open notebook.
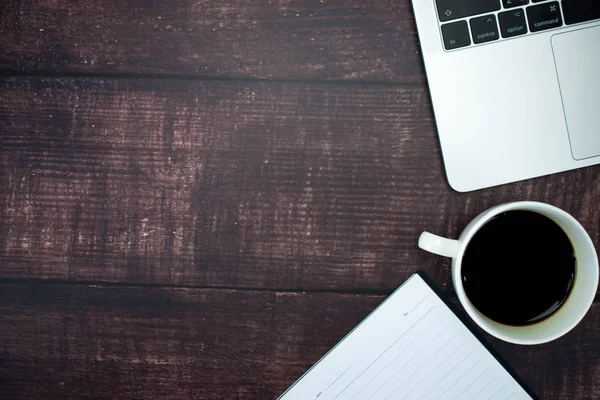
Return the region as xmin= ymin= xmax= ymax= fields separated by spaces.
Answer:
xmin=279 ymin=274 xmax=534 ymax=400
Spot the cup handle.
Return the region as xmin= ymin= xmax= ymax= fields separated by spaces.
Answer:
xmin=418 ymin=232 xmax=460 ymax=258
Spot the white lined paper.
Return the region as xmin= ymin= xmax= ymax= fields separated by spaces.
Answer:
xmin=279 ymin=274 xmax=533 ymax=400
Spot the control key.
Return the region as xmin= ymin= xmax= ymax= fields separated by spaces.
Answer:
xmin=470 ymin=15 xmax=499 ymax=44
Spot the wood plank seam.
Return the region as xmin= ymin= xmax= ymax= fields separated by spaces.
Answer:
xmin=0 ymin=278 xmax=396 ymax=297
xmin=0 ymin=69 xmax=428 ymax=88
xmin=0 ymin=279 xmax=597 ymax=303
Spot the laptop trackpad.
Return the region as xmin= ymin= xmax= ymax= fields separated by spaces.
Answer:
xmin=552 ymin=26 xmax=600 ymax=160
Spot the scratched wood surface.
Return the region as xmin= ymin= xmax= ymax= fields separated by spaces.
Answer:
xmin=0 ymin=0 xmax=423 ymax=83
xmin=0 ymin=283 xmax=598 ymax=399
xmin=1 ymin=1 xmax=599 ymax=399
xmin=1 ymin=77 xmax=599 ymax=292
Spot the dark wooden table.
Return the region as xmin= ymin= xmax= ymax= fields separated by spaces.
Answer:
xmin=0 ymin=1 xmax=598 ymax=399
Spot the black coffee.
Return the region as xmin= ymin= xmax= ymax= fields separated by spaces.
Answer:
xmin=461 ymin=210 xmax=575 ymax=326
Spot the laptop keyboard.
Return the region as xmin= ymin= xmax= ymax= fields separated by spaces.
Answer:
xmin=436 ymin=0 xmax=600 ymax=50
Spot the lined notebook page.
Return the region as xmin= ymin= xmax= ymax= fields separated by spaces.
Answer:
xmin=279 ymin=274 xmax=533 ymax=400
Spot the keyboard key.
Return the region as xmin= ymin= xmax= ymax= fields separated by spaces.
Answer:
xmin=470 ymin=15 xmax=500 ymax=44
xmin=436 ymin=0 xmax=501 ymax=22
xmin=502 ymin=0 xmax=528 ymax=9
xmin=562 ymin=0 xmax=600 ymax=25
xmin=441 ymin=21 xmax=471 ymax=50
xmin=531 ymin=0 xmax=546 ymax=2
xmin=527 ymin=2 xmax=563 ymax=32
xmin=499 ymin=9 xmax=528 ymax=38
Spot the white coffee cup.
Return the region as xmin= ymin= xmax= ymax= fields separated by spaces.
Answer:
xmin=418 ymin=201 xmax=598 ymax=345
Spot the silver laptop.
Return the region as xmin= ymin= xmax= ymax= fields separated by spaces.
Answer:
xmin=412 ymin=0 xmax=600 ymax=191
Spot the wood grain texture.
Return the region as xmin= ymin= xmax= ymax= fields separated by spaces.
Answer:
xmin=0 ymin=282 xmax=597 ymax=399
xmin=1 ymin=76 xmax=600 ymax=291
xmin=0 ymin=0 xmax=424 ymax=83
